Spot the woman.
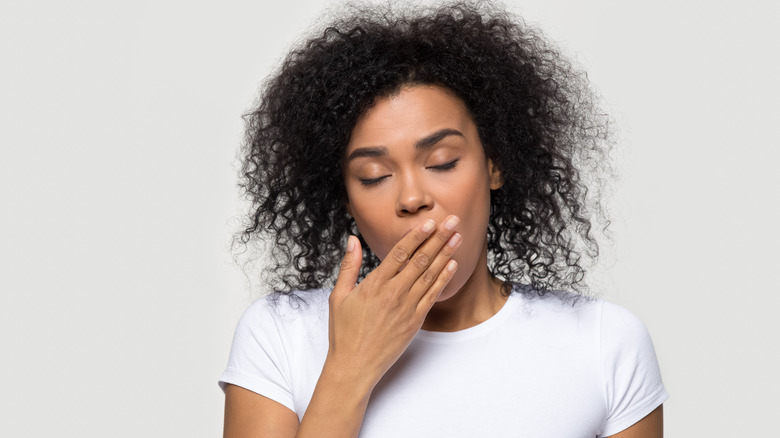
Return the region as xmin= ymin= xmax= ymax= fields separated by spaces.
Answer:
xmin=220 ymin=2 xmax=667 ymax=437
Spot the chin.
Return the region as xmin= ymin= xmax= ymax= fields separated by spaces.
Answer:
xmin=434 ymin=238 xmax=490 ymax=303
xmin=435 ymin=291 xmax=459 ymax=303
xmin=434 ymin=270 xmax=470 ymax=302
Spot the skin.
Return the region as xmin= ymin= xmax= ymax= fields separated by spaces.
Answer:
xmin=343 ymin=85 xmax=506 ymax=331
xmin=223 ymin=85 xmax=663 ymax=438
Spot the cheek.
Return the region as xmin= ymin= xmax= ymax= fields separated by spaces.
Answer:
xmin=351 ymin=210 xmax=394 ymax=260
xmin=436 ymin=177 xmax=492 ymax=298
xmin=454 ymin=194 xmax=491 ymax=263
xmin=346 ymin=185 xmax=389 ymax=258
xmin=448 ymin=169 xmax=492 ymax=235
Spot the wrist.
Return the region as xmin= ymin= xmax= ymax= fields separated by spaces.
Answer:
xmin=321 ymin=352 xmax=379 ymax=399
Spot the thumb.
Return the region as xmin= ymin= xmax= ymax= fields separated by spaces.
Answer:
xmin=332 ymin=235 xmax=362 ymax=298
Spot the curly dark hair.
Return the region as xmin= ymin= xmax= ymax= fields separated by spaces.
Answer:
xmin=235 ymin=1 xmax=612 ymax=296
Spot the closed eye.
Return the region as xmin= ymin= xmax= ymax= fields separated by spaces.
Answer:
xmin=359 ymin=159 xmax=458 ymax=186
xmin=359 ymin=175 xmax=389 ymax=187
xmin=428 ymin=159 xmax=459 ymax=171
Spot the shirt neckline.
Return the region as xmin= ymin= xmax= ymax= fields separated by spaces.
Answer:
xmin=414 ymin=290 xmax=521 ymax=343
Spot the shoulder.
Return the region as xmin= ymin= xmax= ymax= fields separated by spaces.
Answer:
xmin=509 ymin=286 xmax=604 ymax=331
xmin=511 ymin=287 xmax=668 ymax=435
xmin=509 ymin=286 xmax=660 ymax=363
xmin=516 ymin=290 xmax=664 ymax=388
xmin=511 ymin=286 xmax=647 ymax=335
xmin=237 ymin=288 xmax=331 ymax=330
xmin=227 ymin=288 xmax=331 ymax=365
xmin=594 ymin=299 xmax=660 ymax=367
xmin=219 ymin=289 xmax=331 ymax=408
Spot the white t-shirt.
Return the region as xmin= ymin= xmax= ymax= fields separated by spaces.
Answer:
xmin=219 ymin=287 xmax=668 ymax=437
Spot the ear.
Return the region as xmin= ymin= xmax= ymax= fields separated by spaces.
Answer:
xmin=487 ymin=159 xmax=503 ymax=190
xmin=344 ymin=198 xmax=353 ymax=217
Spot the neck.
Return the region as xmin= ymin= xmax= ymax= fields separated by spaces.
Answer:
xmin=421 ymin=245 xmax=509 ymax=332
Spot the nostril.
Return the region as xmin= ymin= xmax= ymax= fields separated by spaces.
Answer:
xmin=399 ymin=203 xmax=431 ymax=215
xmin=396 ymin=183 xmax=433 ymax=214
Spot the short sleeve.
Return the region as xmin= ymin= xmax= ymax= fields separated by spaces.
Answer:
xmin=218 ymin=297 xmax=295 ymax=412
xmin=598 ymin=302 xmax=669 ymax=437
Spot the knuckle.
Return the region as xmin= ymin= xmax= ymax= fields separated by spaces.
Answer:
xmin=421 ymin=270 xmax=435 ymax=285
xmin=391 ymin=246 xmax=409 ymax=264
xmin=413 ymin=252 xmax=430 ymax=269
xmin=413 ymin=228 xmax=429 ymax=242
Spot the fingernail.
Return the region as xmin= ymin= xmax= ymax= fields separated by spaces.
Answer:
xmin=447 ymin=260 xmax=458 ymax=272
xmin=422 ymin=220 xmax=436 ymax=233
xmin=347 ymin=236 xmax=355 ymax=252
xmin=444 ymin=216 xmax=460 ymax=230
xmin=447 ymin=233 xmax=462 ymax=247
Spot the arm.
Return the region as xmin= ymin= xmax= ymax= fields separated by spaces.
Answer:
xmin=222 ymin=370 xmax=371 ymax=438
xmin=222 ymin=371 xmax=374 ymax=438
xmin=223 ymin=384 xmax=299 ymax=438
xmin=600 ymin=301 xmax=668 ymax=438
xmin=223 ymin=218 xmax=461 ymax=438
xmin=607 ymin=404 xmax=663 ymax=438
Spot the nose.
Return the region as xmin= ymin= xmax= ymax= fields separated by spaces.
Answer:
xmin=396 ymin=172 xmax=433 ymax=215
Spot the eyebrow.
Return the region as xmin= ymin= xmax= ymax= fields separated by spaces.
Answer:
xmin=415 ymin=128 xmax=464 ymax=150
xmin=346 ymin=128 xmax=465 ymax=162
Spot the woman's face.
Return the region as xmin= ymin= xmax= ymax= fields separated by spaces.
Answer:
xmin=343 ymin=85 xmax=502 ymax=301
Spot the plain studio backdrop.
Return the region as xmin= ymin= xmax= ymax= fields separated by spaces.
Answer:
xmin=1 ymin=0 xmax=777 ymax=436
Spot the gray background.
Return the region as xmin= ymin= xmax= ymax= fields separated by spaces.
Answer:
xmin=1 ymin=0 xmax=777 ymax=436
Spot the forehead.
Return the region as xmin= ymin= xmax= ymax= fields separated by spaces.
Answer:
xmin=346 ymin=85 xmax=478 ymax=152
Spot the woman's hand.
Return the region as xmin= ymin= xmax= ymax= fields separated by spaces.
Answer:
xmin=326 ymin=215 xmax=462 ymax=389
xmin=292 ymin=216 xmax=461 ymax=438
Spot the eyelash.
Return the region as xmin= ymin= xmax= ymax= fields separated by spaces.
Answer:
xmin=359 ymin=159 xmax=459 ymax=187
xmin=429 ymin=159 xmax=459 ymax=171
xmin=359 ymin=176 xmax=388 ymax=187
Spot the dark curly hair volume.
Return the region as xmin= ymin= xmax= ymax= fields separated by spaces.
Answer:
xmin=235 ymin=1 xmax=612 ymax=296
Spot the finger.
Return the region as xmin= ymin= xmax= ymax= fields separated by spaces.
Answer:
xmin=331 ymin=236 xmax=363 ymax=301
xmin=408 ymin=232 xmax=461 ymax=302
xmin=395 ymin=215 xmax=460 ymax=285
xmin=416 ymin=259 xmax=458 ymax=313
xmin=374 ymin=219 xmax=438 ymax=278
